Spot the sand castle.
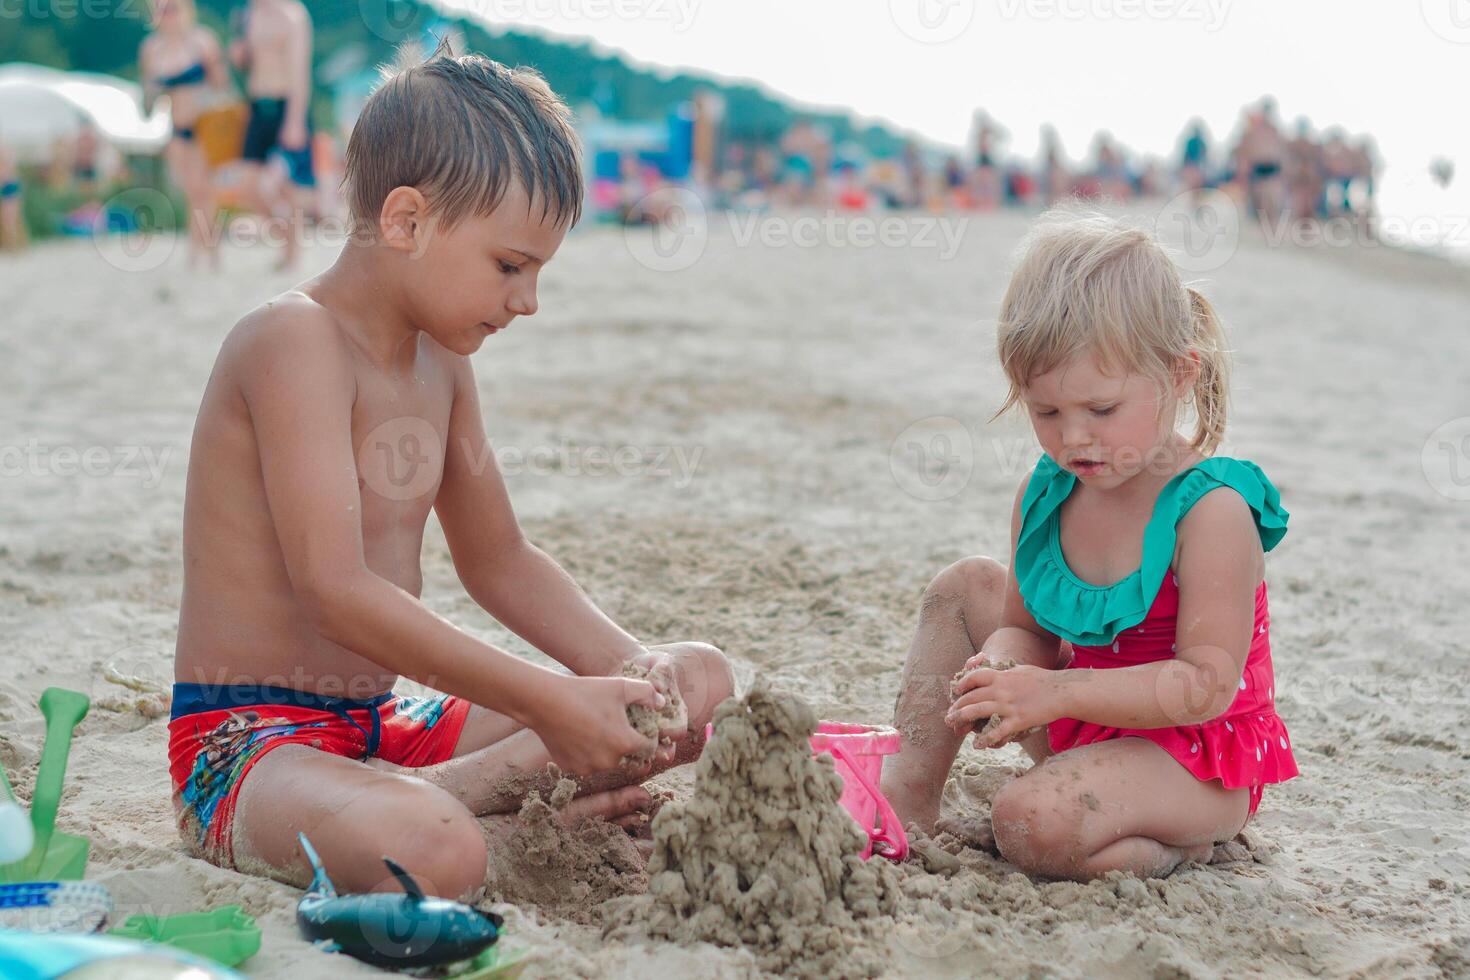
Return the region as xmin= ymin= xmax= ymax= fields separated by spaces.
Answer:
xmin=605 ymin=682 xmax=899 ymax=976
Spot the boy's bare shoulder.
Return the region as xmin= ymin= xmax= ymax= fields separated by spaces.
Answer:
xmin=220 ymin=289 xmax=356 ymax=395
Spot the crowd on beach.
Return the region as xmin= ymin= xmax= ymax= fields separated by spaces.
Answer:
xmin=684 ymin=98 xmax=1379 ymax=228
xmin=0 ymin=0 xmax=1384 ymax=259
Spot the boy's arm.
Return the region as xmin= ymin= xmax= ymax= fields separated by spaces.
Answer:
xmin=434 ymin=357 xmax=646 ymax=677
xmin=236 ymin=304 xmax=658 ymax=774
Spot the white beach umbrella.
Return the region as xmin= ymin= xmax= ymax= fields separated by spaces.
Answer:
xmin=0 ymin=62 xmax=171 ymax=159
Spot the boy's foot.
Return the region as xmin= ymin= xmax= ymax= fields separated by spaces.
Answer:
xmin=562 ymin=784 xmax=653 ymax=831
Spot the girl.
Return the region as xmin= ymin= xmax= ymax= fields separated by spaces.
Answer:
xmin=882 ymin=212 xmax=1297 ymax=881
xmin=140 ymin=0 xmax=230 ymax=269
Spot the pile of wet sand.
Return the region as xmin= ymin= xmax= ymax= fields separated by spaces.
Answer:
xmin=605 ymin=682 xmax=899 ymax=977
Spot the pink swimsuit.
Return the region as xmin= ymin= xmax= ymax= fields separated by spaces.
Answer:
xmin=1048 ymin=572 xmax=1298 ymax=814
xmin=1017 ymin=453 xmax=1299 ymax=815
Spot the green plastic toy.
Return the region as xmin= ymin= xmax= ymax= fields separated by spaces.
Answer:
xmin=454 ymin=944 xmax=530 ymax=979
xmin=109 ymin=905 xmax=262 ymax=968
xmin=0 ymin=687 xmax=92 ymax=883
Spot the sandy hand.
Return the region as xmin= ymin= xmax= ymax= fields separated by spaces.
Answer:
xmin=537 ymin=674 xmax=662 ymax=775
xmin=949 ymin=657 xmax=1043 ymax=747
xmin=622 ymin=657 xmax=688 ymax=767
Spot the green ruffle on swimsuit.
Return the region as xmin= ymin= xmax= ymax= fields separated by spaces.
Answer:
xmin=1015 ymin=454 xmax=1290 ymax=648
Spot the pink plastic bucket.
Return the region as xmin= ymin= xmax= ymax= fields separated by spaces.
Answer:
xmin=810 ymin=722 xmax=909 ymax=862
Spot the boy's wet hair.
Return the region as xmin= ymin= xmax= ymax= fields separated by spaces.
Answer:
xmin=344 ymin=38 xmax=583 ymax=234
xmin=993 ymin=210 xmax=1232 ymax=456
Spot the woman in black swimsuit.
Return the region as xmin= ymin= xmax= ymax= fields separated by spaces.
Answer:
xmin=140 ymin=0 xmax=229 ymax=268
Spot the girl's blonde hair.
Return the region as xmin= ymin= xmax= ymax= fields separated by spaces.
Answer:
xmin=993 ymin=211 xmax=1231 ymax=456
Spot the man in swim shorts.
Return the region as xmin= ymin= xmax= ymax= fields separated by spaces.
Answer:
xmin=230 ymin=0 xmax=314 ymax=269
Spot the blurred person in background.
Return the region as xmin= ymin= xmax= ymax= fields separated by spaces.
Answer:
xmin=230 ymin=0 xmax=314 ymax=270
xmin=1233 ymin=98 xmax=1287 ymax=224
xmin=141 ymin=0 xmax=230 ymax=269
xmin=0 ymin=141 xmax=26 ymax=252
xmin=1179 ymin=119 xmax=1210 ymax=194
xmin=1285 ymin=118 xmax=1324 ymax=222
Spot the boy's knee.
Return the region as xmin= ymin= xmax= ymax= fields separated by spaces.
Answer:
xmin=675 ymin=642 xmax=734 ymax=726
xmin=379 ymin=788 xmax=487 ymax=900
xmin=925 ymin=555 xmax=1006 ymax=605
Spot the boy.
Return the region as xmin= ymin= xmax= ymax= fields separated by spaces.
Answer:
xmin=168 ymin=46 xmax=732 ymax=901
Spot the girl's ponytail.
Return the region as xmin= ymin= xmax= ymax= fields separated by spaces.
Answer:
xmin=1186 ymin=287 xmax=1231 ymax=456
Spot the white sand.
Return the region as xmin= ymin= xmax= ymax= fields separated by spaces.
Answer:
xmin=1 ymin=209 xmax=1468 ymax=977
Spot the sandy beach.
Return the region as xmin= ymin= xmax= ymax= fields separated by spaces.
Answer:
xmin=2 ymin=208 xmax=1468 ymax=977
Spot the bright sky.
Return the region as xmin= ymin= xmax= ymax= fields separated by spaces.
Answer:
xmin=437 ymin=0 xmax=1466 ymax=248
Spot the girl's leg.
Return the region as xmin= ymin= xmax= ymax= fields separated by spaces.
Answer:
xmin=882 ymin=557 xmax=1054 ymax=833
xmin=990 ymin=736 xmax=1250 ymax=881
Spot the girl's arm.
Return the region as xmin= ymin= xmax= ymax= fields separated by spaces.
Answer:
xmin=1050 ymin=487 xmax=1261 ymax=730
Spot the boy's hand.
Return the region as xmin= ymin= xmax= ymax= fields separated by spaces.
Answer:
xmin=626 ymin=649 xmax=688 ymax=765
xmin=534 ymin=674 xmax=662 ymax=776
xmin=947 ymin=662 xmax=1059 ymax=749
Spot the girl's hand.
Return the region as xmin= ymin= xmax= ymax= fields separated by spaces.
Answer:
xmin=947 ymin=662 xmax=1061 ymax=749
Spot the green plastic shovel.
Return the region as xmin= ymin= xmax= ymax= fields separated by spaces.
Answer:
xmin=0 ymin=687 xmax=92 ymax=882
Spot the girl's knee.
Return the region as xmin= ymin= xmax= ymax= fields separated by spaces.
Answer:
xmin=990 ymin=778 xmax=1080 ymax=877
xmin=925 ymin=555 xmax=1006 ymax=605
